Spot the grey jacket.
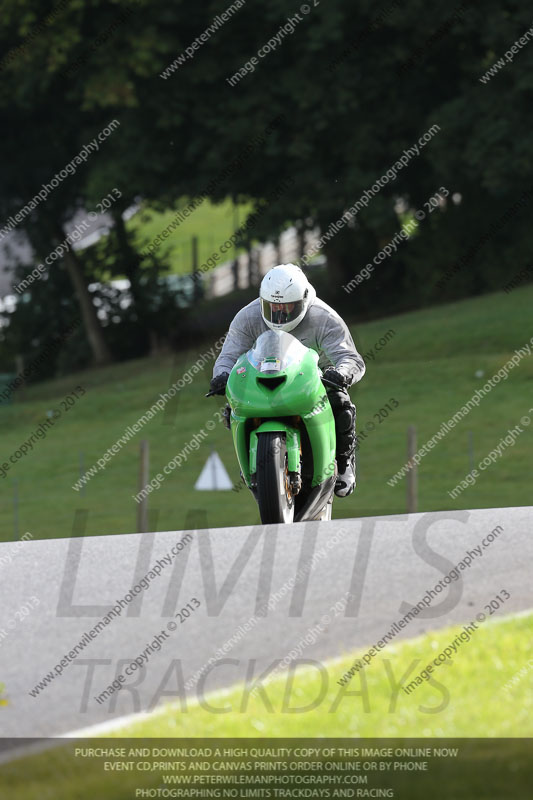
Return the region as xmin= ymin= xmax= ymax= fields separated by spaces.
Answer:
xmin=213 ymin=296 xmax=365 ymax=387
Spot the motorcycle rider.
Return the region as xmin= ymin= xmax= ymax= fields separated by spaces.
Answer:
xmin=209 ymin=264 xmax=365 ymax=497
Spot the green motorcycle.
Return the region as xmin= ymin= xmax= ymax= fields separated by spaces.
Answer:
xmin=216 ymin=330 xmax=338 ymax=524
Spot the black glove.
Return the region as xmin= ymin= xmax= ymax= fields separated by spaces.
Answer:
xmin=322 ymin=367 xmax=349 ymax=388
xmin=222 ymin=404 xmax=232 ymax=430
xmin=208 ymin=372 xmax=229 ymax=396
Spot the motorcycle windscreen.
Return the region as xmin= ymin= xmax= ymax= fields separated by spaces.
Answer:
xmin=247 ymin=330 xmax=309 ymax=374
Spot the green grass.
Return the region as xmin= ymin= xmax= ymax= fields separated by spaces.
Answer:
xmin=128 ymin=198 xmax=252 ymax=274
xmin=0 ymin=284 xmax=532 ymax=542
xmin=112 ymin=610 xmax=533 ymax=738
xmin=1 ymin=612 xmax=531 ymax=799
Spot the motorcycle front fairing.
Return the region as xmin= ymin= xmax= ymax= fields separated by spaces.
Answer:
xmin=225 ymin=330 xmax=336 ymax=491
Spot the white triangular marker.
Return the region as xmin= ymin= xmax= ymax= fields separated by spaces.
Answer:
xmin=194 ymin=450 xmax=233 ymax=491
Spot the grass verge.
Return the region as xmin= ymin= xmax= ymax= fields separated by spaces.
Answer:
xmin=0 ymin=284 xmax=532 ymax=540
xmin=1 ymin=611 xmax=531 ymax=799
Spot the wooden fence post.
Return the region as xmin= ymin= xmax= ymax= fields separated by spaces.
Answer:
xmin=468 ymin=430 xmax=474 ymax=473
xmin=137 ymin=439 xmax=149 ymax=533
xmin=13 ymin=479 xmax=19 ymax=540
xmin=407 ymin=425 xmax=418 ymax=514
xmin=192 ymin=235 xmax=201 ymax=300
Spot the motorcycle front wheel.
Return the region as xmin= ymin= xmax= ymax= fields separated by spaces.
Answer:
xmin=256 ymin=432 xmax=295 ymax=524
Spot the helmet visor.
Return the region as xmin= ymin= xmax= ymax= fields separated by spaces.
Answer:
xmin=261 ymin=299 xmax=304 ymax=326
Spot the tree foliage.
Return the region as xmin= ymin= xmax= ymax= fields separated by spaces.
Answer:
xmin=0 ymin=0 xmax=531 ymax=372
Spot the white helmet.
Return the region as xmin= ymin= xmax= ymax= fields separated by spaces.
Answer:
xmin=259 ymin=264 xmax=315 ymax=332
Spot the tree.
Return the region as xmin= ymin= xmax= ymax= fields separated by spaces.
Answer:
xmin=1 ymin=0 xmax=532 ymax=376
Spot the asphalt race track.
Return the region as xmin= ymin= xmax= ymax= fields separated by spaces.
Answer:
xmin=0 ymin=506 xmax=531 ymax=744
